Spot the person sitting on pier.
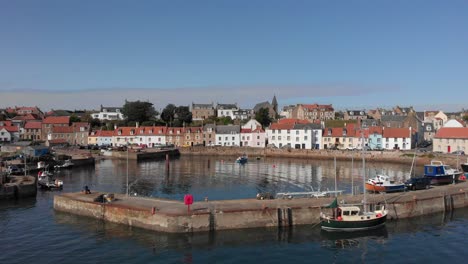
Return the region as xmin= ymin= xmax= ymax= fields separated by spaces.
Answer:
xmin=82 ymin=185 xmax=91 ymax=194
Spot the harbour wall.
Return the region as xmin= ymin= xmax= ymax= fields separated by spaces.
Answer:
xmin=110 ymin=149 xmax=180 ymax=161
xmin=0 ymin=176 xmax=37 ymax=200
xmin=54 ymin=182 xmax=468 ymax=233
xmin=179 ymin=146 xmax=452 ymax=167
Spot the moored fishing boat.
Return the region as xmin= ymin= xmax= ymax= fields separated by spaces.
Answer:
xmin=320 ymin=199 xmax=387 ymax=232
xmin=365 ymin=174 xmax=406 ymax=193
xmin=236 ymin=155 xmax=248 ymax=164
xmin=321 ymin=130 xmax=388 ymax=232
xmin=424 ymin=160 xmax=462 ymax=185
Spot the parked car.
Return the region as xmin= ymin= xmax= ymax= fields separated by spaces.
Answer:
xmin=405 ymin=177 xmax=431 ymax=191
xmin=451 ymin=150 xmax=465 ymax=155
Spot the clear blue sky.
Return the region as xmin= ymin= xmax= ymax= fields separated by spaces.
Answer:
xmin=1 ymin=0 xmax=467 ymax=111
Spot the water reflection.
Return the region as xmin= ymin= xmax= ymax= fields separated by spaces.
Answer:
xmin=64 ymin=156 xmax=424 ymax=202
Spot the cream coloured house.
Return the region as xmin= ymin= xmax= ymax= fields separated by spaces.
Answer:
xmin=433 ymin=127 xmax=468 ymax=153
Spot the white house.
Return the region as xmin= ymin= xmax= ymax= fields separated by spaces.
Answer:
xmin=216 ymin=103 xmax=238 ymax=120
xmin=94 ymin=130 xmax=114 ymax=146
xmin=215 ymin=125 xmax=241 ymax=146
xmin=92 ymin=106 xmax=125 ymax=121
xmin=135 ymin=126 xmax=167 ymax=147
xmin=267 ymin=122 xmax=323 ymax=149
xmin=242 ymin=119 xmax=262 ymax=130
xmin=240 ymin=128 xmax=266 ymax=148
xmin=443 ymin=119 xmax=464 ymax=128
xmin=0 ymin=128 xmax=12 ymax=142
xmin=382 ymin=127 xmax=412 ymax=150
xmin=433 ymin=127 xmax=468 ymax=153
xmin=113 ymin=127 xmax=138 ymax=146
xmin=0 ymin=126 xmax=20 ymax=143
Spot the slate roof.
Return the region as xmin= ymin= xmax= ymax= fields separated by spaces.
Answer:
xmin=217 ymin=104 xmax=238 ymax=110
xmin=192 ymin=103 xmax=214 ymax=109
xmin=216 ymin=125 xmax=240 ymax=134
xmin=381 ymin=115 xmax=406 ymax=122
xmin=203 ymin=124 xmax=216 ymax=132
xmin=253 ymin=101 xmax=271 ymax=112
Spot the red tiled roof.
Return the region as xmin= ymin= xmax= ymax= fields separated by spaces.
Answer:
xmin=24 ymin=121 xmax=42 ymax=129
xmin=241 ymin=128 xmax=252 ymax=133
xmin=43 ymin=116 xmax=70 ymax=124
xmin=0 ymin=121 xmax=13 ymax=126
xmin=277 ymin=118 xmax=310 ymax=125
xmin=114 ymin=127 xmax=138 ymax=137
xmin=435 ymin=127 xmax=468 ymax=139
xmin=139 ymin=126 xmax=167 ymax=135
xmin=92 ymin=130 xmax=114 ymax=137
xmin=270 ymin=123 xmax=295 ymax=130
xmin=166 ymin=127 xmax=184 ymax=135
xmin=0 ymin=126 xmax=19 ymax=132
xmin=383 ymin=127 xmax=411 ymax=138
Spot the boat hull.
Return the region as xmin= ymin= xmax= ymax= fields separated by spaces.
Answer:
xmin=426 ymin=174 xmax=461 ymax=185
xmin=365 ymin=183 xmax=405 ymax=193
xmin=321 ymin=215 xmax=387 ymax=232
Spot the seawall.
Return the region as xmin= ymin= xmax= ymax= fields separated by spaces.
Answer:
xmin=54 ymin=181 xmax=468 ymax=233
xmin=179 ymin=146 xmax=462 ymax=167
xmin=0 ymin=175 xmax=37 ymax=200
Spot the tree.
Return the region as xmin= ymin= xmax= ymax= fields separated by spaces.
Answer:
xmin=463 ymin=114 xmax=468 ymax=122
xmin=255 ymin=107 xmax=272 ymax=128
xmin=122 ymin=100 xmax=158 ymax=124
xmin=174 ymin=106 xmax=192 ymax=125
xmin=69 ymin=114 xmax=81 ymax=123
xmin=161 ymin=104 xmax=192 ymax=126
xmin=161 ymin=104 xmax=177 ymax=125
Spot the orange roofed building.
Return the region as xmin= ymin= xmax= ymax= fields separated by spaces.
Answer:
xmin=433 ymin=127 xmax=468 ymax=154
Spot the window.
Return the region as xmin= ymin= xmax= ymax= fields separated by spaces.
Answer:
xmin=296 ymin=131 xmax=299 ymax=135
xmin=296 ymin=137 xmax=299 ymax=141
xmin=272 ymin=136 xmax=275 ymax=140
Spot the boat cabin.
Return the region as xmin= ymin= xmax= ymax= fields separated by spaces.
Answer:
xmin=424 ymin=160 xmax=457 ymax=176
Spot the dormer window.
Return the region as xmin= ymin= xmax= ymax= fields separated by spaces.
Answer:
xmin=130 ymin=130 xmax=134 ymax=135
xmin=140 ymin=130 xmax=144 ymax=133
xmin=149 ymin=130 xmax=153 ymax=134
xmin=118 ymin=130 xmax=122 ymax=135
xmin=177 ymin=130 xmax=180 ymax=134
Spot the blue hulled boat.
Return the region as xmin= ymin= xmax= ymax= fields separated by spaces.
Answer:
xmin=236 ymin=155 xmax=248 ymax=164
xmin=424 ymin=160 xmax=462 ymax=185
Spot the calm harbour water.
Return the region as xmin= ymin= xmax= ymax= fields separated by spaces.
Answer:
xmin=1 ymin=155 xmax=467 ymax=263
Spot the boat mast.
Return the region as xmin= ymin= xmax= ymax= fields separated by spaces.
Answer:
xmin=361 ymin=129 xmax=367 ymax=212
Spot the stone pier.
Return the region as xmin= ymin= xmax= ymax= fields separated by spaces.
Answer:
xmin=54 ymin=181 xmax=468 ymax=233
